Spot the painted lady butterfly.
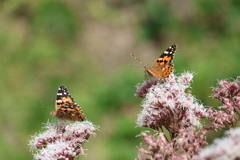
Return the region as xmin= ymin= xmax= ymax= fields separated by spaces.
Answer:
xmin=131 ymin=44 xmax=177 ymax=79
xmin=50 ymin=85 xmax=85 ymax=121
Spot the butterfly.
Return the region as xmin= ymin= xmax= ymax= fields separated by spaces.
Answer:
xmin=50 ymin=85 xmax=85 ymax=121
xmin=131 ymin=44 xmax=177 ymax=79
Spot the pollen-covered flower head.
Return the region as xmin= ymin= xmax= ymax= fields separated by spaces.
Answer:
xmin=136 ymin=72 xmax=208 ymax=133
xmin=29 ymin=121 xmax=98 ymax=160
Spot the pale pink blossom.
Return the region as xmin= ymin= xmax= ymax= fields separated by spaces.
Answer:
xmin=137 ymin=128 xmax=207 ymax=160
xmin=135 ymin=73 xmax=240 ymax=159
xmin=206 ymin=76 xmax=240 ymax=130
xmin=29 ymin=121 xmax=98 ymax=160
xmin=136 ymin=72 xmax=208 ymax=133
xmin=198 ymin=127 xmax=240 ymax=160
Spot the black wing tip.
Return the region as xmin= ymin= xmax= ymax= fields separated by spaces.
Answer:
xmin=58 ymin=85 xmax=70 ymax=95
xmin=171 ymin=44 xmax=178 ymax=49
xmin=60 ymin=84 xmax=66 ymax=88
xmin=59 ymin=85 xmax=69 ymax=91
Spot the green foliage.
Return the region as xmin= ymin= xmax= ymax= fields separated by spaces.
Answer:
xmin=107 ymin=117 xmax=143 ymax=160
xmin=94 ymin=70 xmax=141 ymax=112
xmin=32 ymin=0 xmax=79 ymax=42
xmin=137 ymin=1 xmax=176 ymax=42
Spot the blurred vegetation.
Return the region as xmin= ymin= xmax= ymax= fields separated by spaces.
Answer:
xmin=0 ymin=0 xmax=239 ymax=159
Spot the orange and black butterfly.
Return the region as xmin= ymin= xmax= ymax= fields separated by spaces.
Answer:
xmin=131 ymin=44 xmax=177 ymax=79
xmin=50 ymin=85 xmax=85 ymax=121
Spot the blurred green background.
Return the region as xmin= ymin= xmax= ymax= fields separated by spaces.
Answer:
xmin=0 ymin=0 xmax=239 ymax=159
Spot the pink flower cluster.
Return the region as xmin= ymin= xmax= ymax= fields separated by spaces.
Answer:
xmin=206 ymin=78 xmax=240 ymax=130
xmin=135 ymin=73 xmax=240 ymax=159
xmin=136 ymin=73 xmax=207 ymax=134
xmin=138 ymin=128 xmax=207 ymax=160
xmin=199 ymin=127 xmax=240 ymax=159
xmin=29 ymin=121 xmax=98 ymax=160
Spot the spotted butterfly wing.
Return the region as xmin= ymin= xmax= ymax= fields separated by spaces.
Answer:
xmin=131 ymin=44 xmax=177 ymax=79
xmin=147 ymin=44 xmax=177 ymax=79
xmin=50 ymin=85 xmax=85 ymax=121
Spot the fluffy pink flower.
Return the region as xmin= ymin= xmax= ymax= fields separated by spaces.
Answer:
xmin=29 ymin=121 xmax=98 ymax=160
xmin=135 ymin=79 xmax=158 ymax=98
xmin=135 ymin=72 xmax=209 ymax=159
xmin=136 ymin=72 xmax=208 ymax=133
xmin=135 ymin=71 xmax=240 ymax=159
xmin=137 ymin=128 xmax=207 ymax=160
xmin=198 ymin=127 xmax=240 ymax=160
xmin=207 ymin=76 xmax=240 ymax=130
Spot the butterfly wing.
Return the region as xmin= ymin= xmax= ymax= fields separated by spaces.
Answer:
xmin=147 ymin=44 xmax=177 ymax=79
xmin=154 ymin=44 xmax=177 ymax=67
xmin=55 ymin=85 xmax=75 ymax=110
xmin=51 ymin=85 xmax=85 ymax=121
xmin=54 ymin=103 xmax=85 ymax=121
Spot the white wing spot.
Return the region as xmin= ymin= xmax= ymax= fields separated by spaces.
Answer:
xmin=56 ymin=100 xmax=62 ymax=103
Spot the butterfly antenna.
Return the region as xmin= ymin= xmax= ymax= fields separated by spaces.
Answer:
xmin=130 ymin=53 xmax=147 ymax=70
xmin=40 ymin=101 xmax=51 ymax=111
xmin=129 ymin=64 xmax=143 ymax=68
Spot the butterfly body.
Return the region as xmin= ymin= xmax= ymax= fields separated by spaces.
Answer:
xmin=50 ymin=85 xmax=85 ymax=121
